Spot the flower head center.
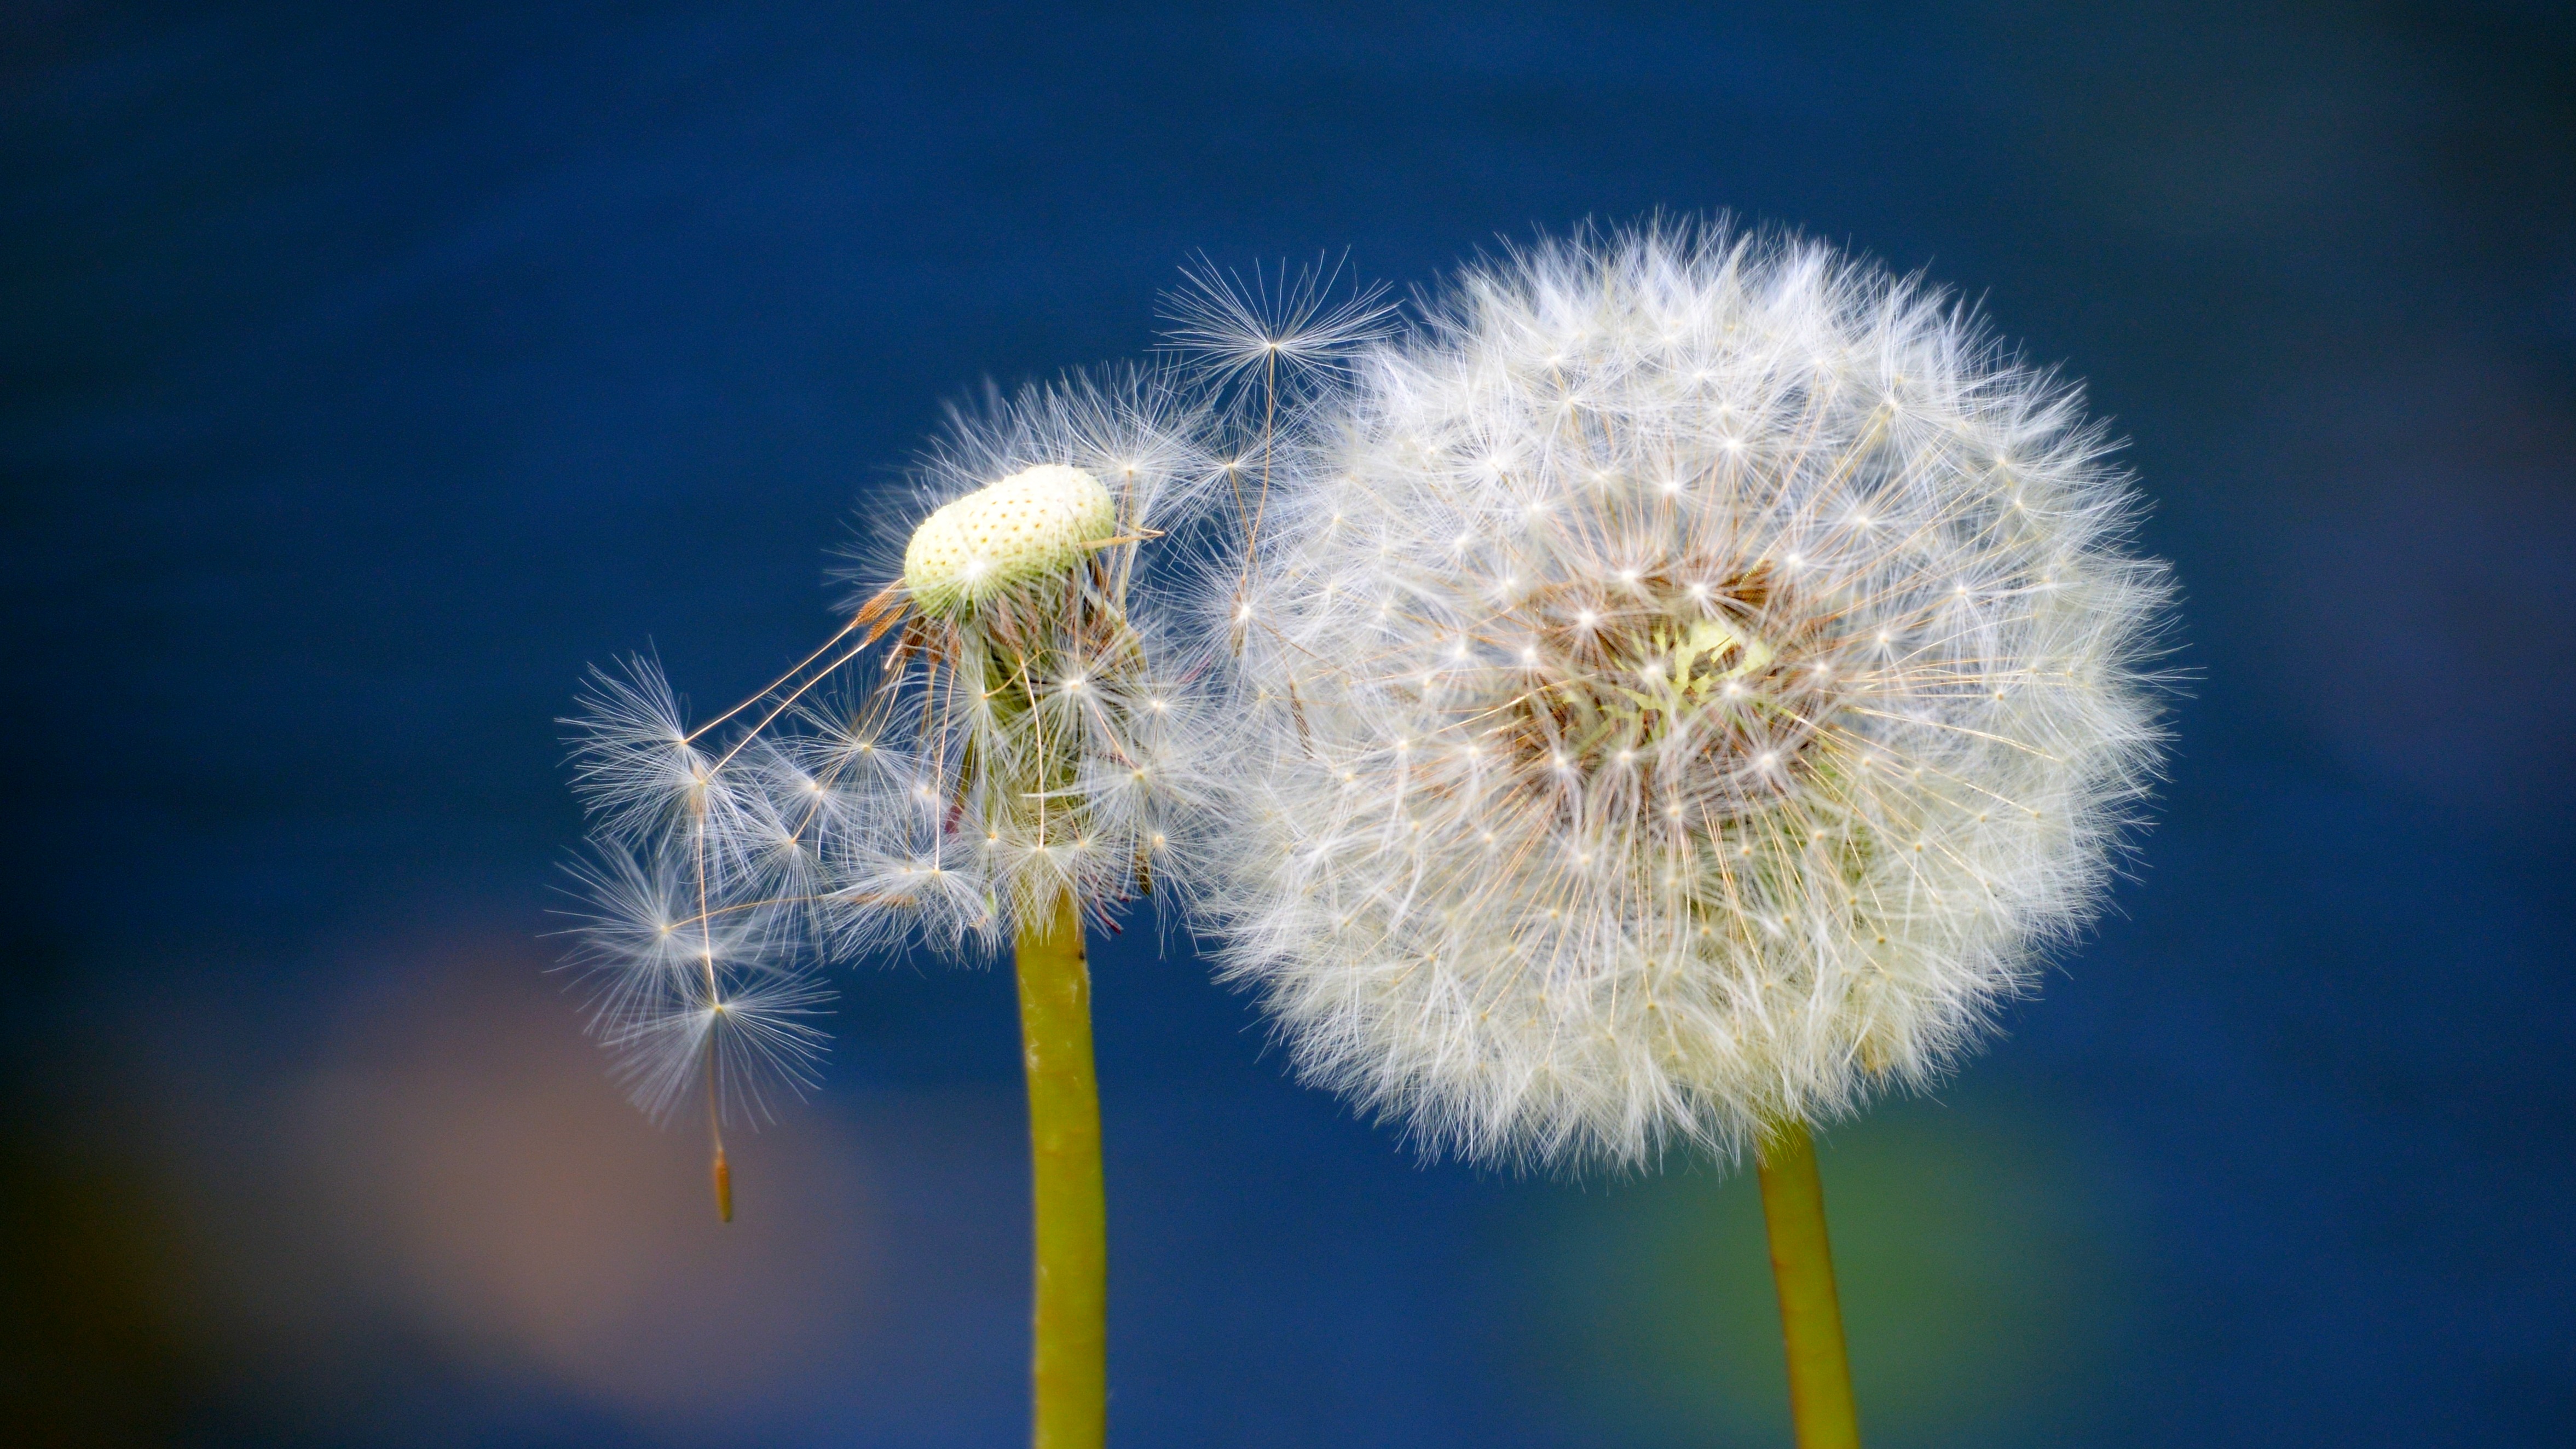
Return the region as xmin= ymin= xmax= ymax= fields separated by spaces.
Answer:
xmin=1489 ymin=565 xmax=1836 ymax=820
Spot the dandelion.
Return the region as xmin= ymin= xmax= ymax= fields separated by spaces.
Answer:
xmin=1199 ymin=224 xmax=2171 ymax=1445
xmin=563 ymin=363 xmax=1223 ymax=1449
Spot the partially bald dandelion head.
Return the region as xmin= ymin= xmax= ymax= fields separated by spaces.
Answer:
xmin=858 ymin=366 xmax=1231 ymax=931
xmin=1204 ymin=224 xmax=2172 ymax=1169
xmin=562 ymin=364 xmax=1226 ymax=1156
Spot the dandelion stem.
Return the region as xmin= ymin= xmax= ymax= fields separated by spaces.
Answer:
xmin=1757 ymin=1120 xmax=1859 ymax=1448
xmin=1015 ymin=888 xmax=1107 ymax=1449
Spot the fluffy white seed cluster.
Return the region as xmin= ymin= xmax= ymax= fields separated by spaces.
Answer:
xmin=564 ymin=367 xmax=1226 ymax=1122
xmin=1208 ymin=228 xmax=2170 ymax=1168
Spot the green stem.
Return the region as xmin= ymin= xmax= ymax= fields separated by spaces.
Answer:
xmin=1757 ymin=1120 xmax=1861 ymax=1449
xmin=1015 ymin=890 xmax=1107 ymax=1449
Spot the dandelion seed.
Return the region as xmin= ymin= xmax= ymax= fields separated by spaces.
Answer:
xmin=1158 ymin=252 xmax=1399 ymax=389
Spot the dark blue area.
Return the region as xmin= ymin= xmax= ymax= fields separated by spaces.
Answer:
xmin=5 ymin=2 xmax=2571 ymax=1445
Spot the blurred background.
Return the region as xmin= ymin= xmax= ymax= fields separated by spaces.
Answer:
xmin=5 ymin=2 xmax=2571 ymax=1444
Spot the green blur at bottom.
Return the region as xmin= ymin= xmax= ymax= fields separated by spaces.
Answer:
xmin=1532 ymin=1088 xmax=2137 ymax=1448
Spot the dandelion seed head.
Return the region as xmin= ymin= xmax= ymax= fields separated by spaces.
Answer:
xmin=1200 ymin=223 xmax=2171 ymax=1169
xmin=564 ymin=365 xmax=1232 ymax=1146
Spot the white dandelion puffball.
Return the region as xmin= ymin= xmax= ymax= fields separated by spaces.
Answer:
xmin=1210 ymin=227 xmax=2171 ymax=1168
xmin=903 ymin=463 xmax=1120 ymax=616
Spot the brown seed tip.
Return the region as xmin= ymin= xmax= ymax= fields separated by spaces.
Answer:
xmin=712 ymin=1147 xmax=734 ymax=1223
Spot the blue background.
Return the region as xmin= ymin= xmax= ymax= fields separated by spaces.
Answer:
xmin=5 ymin=3 xmax=2572 ymax=1444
